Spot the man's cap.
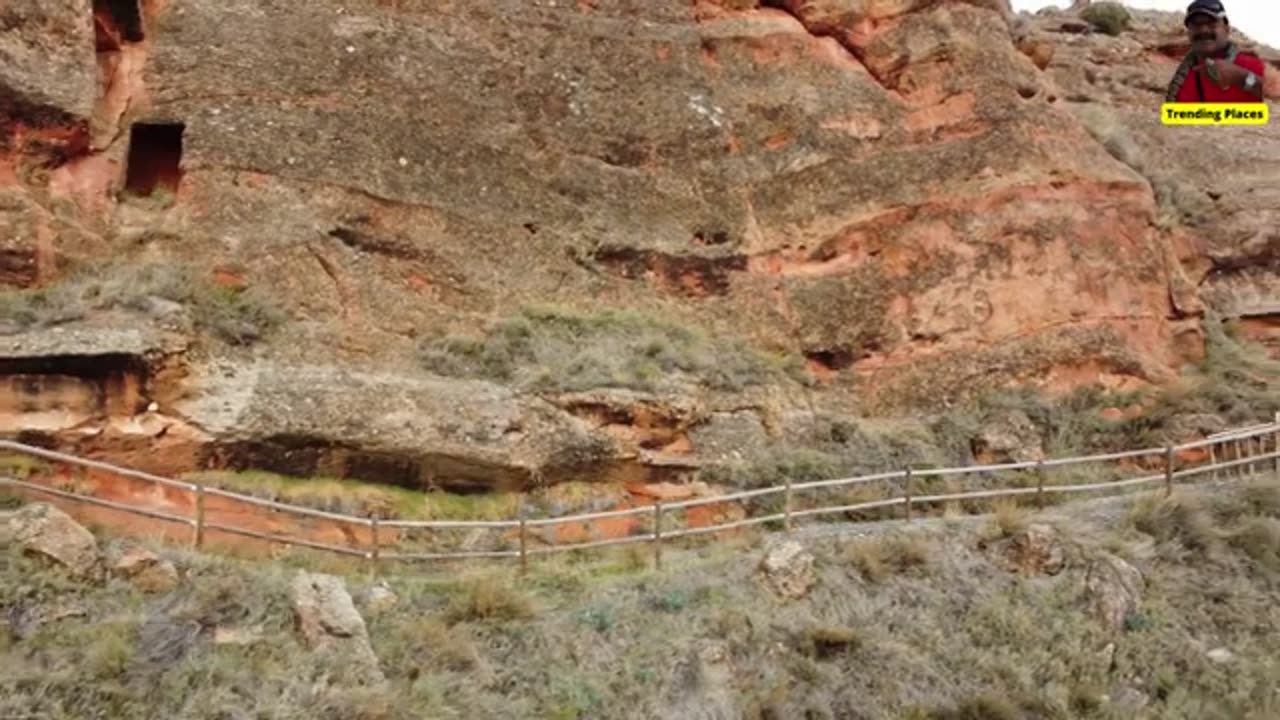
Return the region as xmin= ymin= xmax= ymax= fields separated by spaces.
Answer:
xmin=1185 ymin=0 xmax=1227 ymax=24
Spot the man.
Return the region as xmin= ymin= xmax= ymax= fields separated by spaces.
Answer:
xmin=1164 ymin=0 xmax=1264 ymax=103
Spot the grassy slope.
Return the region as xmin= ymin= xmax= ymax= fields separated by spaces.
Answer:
xmin=4 ymin=474 xmax=1280 ymax=720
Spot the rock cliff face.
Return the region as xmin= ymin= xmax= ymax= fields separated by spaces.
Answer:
xmin=1 ymin=0 xmax=1277 ymax=488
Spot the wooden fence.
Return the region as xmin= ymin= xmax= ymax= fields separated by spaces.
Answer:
xmin=2 ymin=412 xmax=1279 ymax=574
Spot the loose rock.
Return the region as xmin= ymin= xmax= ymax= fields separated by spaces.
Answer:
xmin=973 ymin=409 xmax=1045 ymax=464
xmin=113 ymin=548 xmax=179 ymax=593
xmin=759 ymin=539 xmax=815 ymax=600
xmin=1084 ymin=552 xmax=1144 ymax=633
xmin=8 ymin=503 xmax=100 ymax=579
xmin=1004 ymin=523 xmax=1067 ymax=575
xmin=289 ymin=572 xmax=384 ymax=684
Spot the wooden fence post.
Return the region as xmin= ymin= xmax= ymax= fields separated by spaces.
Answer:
xmin=903 ymin=468 xmax=913 ymax=522
xmin=1274 ymin=412 xmax=1280 ymax=476
xmin=1256 ymin=436 xmax=1263 ymax=477
xmin=191 ymin=484 xmax=205 ymax=549
xmin=1164 ymin=446 xmax=1174 ymax=497
xmin=1035 ymin=459 xmax=1045 ymax=508
xmin=652 ymin=501 xmax=663 ymax=571
xmin=1235 ymin=439 xmax=1245 ymax=479
xmin=368 ymin=516 xmax=380 ymax=576
xmin=1209 ymin=442 xmax=1218 ymax=482
xmin=783 ymin=475 xmax=793 ymax=535
xmin=519 ymin=517 xmax=528 ymax=576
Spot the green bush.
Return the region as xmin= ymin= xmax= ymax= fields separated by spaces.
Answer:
xmin=1081 ymin=2 xmax=1131 ymax=36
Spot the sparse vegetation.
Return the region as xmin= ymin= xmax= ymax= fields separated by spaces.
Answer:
xmin=1073 ymin=105 xmax=1213 ymax=229
xmin=6 ymin=476 xmax=1280 ymax=719
xmin=185 ymin=468 xmax=523 ymax=522
xmin=0 ymin=261 xmax=284 ymax=345
xmin=444 ymin=575 xmax=536 ymax=623
xmin=844 ymin=532 xmax=933 ymax=582
xmin=418 ymin=303 xmax=808 ymax=393
xmin=1081 ymin=2 xmax=1132 ymax=36
xmin=990 ymin=500 xmax=1030 ymax=539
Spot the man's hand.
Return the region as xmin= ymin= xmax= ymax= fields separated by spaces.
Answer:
xmin=1205 ymin=58 xmax=1260 ymax=96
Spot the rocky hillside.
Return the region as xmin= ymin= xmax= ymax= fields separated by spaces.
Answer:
xmin=1 ymin=1 xmax=1278 ymax=493
xmin=3 ymin=474 xmax=1280 ymax=719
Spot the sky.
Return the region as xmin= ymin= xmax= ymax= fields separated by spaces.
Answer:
xmin=1011 ymin=1 xmax=1280 ymax=49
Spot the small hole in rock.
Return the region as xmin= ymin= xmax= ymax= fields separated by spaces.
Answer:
xmin=523 ymin=222 xmax=539 ymax=235
xmin=1017 ymin=86 xmax=1038 ymax=99
xmin=124 ymin=123 xmax=185 ymax=199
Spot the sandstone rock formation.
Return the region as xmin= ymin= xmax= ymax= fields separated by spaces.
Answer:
xmin=7 ymin=502 xmax=101 ymax=579
xmin=1 ymin=0 xmax=1277 ymax=491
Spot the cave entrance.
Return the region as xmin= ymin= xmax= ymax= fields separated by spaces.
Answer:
xmin=94 ymin=0 xmax=144 ymax=51
xmin=123 ymin=123 xmax=184 ymax=197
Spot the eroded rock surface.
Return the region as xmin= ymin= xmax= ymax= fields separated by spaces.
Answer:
xmin=288 ymin=571 xmax=384 ymax=685
xmin=759 ymin=538 xmax=816 ymax=599
xmin=7 ymin=503 xmax=100 ymax=579
xmin=1 ymin=0 xmax=1278 ymax=489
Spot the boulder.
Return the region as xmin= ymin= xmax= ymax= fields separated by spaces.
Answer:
xmin=289 ymin=572 xmax=384 ymax=684
xmin=7 ymin=503 xmax=100 ymax=579
xmin=758 ymin=539 xmax=815 ymax=600
xmin=973 ymin=410 xmax=1045 ymax=464
xmin=112 ymin=548 xmax=179 ymax=593
xmin=1003 ymin=523 xmax=1067 ymax=575
xmin=1083 ymin=552 xmax=1144 ymax=633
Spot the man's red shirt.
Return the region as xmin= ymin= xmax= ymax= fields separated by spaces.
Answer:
xmin=1173 ymin=53 xmax=1265 ymax=103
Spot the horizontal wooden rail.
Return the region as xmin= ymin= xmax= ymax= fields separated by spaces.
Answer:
xmin=786 ymin=497 xmax=907 ymax=521
xmin=789 ymin=470 xmax=907 ymax=493
xmin=0 ymin=440 xmax=198 ymax=492
xmin=662 ymin=484 xmax=786 ymax=511
xmin=1039 ymin=473 xmax=1165 ymax=495
xmin=200 ymin=486 xmax=365 ymax=524
xmin=200 ymin=521 xmax=368 ymax=556
xmin=912 ymin=486 xmax=1042 ymax=505
xmin=524 ymin=505 xmax=652 ymax=527
xmin=526 ymin=533 xmax=654 ymax=554
xmin=1 ymin=476 xmax=193 ymax=525
xmin=1 ymin=419 xmax=1277 ymax=572
xmin=662 ymin=512 xmax=787 ymax=539
xmin=380 ymin=517 xmax=520 ymax=530
xmin=380 ymin=549 xmax=522 ymax=561
xmin=1040 ymin=446 xmax=1168 ymax=468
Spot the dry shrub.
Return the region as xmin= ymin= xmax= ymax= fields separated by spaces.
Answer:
xmin=992 ymin=500 xmax=1029 ymax=538
xmin=803 ymin=625 xmax=863 ymax=660
xmin=845 ymin=533 xmax=932 ymax=582
xmin=1226 ymin=517 xmax=1280 ymax=571
xmin=1130 ymin=493 xmax=1220 ymax=554
xmin=445 ymin=576 xmax=535 ymax=623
